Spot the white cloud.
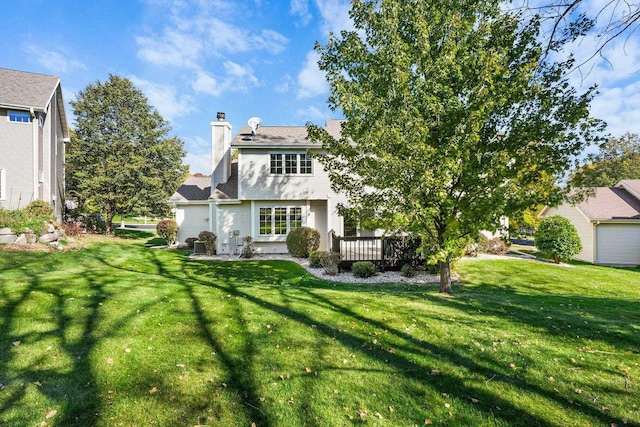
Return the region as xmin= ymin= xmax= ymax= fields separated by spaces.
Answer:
xmin=297 ymin=51 xmax=327 ymax=98
xmin=192 ymin=69 xmax=221 ymax=96
xmin=24 ymin=44 xmax=86 ymax=74
xmin=590 ymin=81 xmax=640 ymax=138
xmin=136 ymin=30 xmax=202 ymax=68
xmin=290 ymin=0 xmax=312 ymax=26
xmin=276 ymin=74 xmax=293 ymax=93
xmin=129 ymin=76 xmax=196 ymax=123
xmin=296 ymin=104 xmax=327 ymax=123
xmin=314 ymin=0 xmax=353 ymax=35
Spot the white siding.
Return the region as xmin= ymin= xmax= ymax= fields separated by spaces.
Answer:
xmin=175 ymin=204 xmax=210 ymax=244
xmin=595 ymin=224 xmax=640 ymax=266
xmin=238 ymin=149 xmax=336 ymax=200
xmin=0 ymin=108 xmax=35 ymax=211
xmin=217 ymin=202 xmax=251 ymax=255
xmin=310 ymin=200 xmax=328 ymax=251
xmin=543 ymin=204 xmax=595 ymax=263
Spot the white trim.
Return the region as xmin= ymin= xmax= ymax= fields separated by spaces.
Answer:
xmin=267 ymin=152 xmax=314 ymax=176
xmin=0 ymin=168 xmax=6 ymax=200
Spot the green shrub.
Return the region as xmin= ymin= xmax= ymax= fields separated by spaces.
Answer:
xmin=535 ymin=215 xmax=582 ymax=263
xmin=352 ymin=261 xmax=377 ymax=278
xmin=308 ymin=251 xmax=323 ymax=268
xmin=198 ymin=231 xmax=217 ymax=256
xmin=465 ymin=233 xmax=490 ymax=257
xmin=319 ymin=252 xmax=342 ymax=276
xmin=185 ymin=237 xmax=198 ymax=249
xmin=400 ymin=264 xmax=417 ymax=278
xmin=86 ymin=214 xmax=107 ymax=234
xmin=24 ymin=200 xmax=54 ymax=219
xmin=156 ymin=219 xmax=178 ymax=245
xmin=286 ymin=227 xmax=320 ymax=258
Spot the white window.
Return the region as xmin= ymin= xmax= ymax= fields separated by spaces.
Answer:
xmin=258 ymin=206 xmax=304 ymax=236
xmin=269 ymin=153 xmax=312 ymax=175
xmin=8 ymin=111 xmax=30 ymax=123
xmin=0 ymin=169 xmax=5 ymax=200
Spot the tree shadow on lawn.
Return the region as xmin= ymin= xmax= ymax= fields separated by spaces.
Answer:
xmin=172 ymin=257 xmax=634 ymax=426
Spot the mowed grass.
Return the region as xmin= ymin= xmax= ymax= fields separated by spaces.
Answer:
xmin=0 ymin=235 xmax=638 ymax=426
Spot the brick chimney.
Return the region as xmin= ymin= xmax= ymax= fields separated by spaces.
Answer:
xmin=211 ymin=112 xmax=232 ymax=193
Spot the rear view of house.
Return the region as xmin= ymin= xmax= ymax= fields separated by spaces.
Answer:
xmin=540 ymin=180 xmax=640 ymax=266
xmin=170 ymin=113 xmax=348 ymax=254
xmin=0 ymin=68 xmax=69 ymax=221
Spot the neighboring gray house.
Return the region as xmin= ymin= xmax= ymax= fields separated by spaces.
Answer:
xmin=170 ymin=113 xmax=348 ymax=254
xmin=0 ymin=68 xmax=69 ymax=221
xmin=540 ymin=180 xmax=640 ymax=266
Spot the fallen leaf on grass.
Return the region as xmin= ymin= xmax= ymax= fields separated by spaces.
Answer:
xmin=149 ymin=387 xmax=158 ymax=394
xmin=444 ymin=403 xmax=451 ymax=408
xmin=425 ymin=419 xmax=433 ymax=425
xmin=509 ymin=363 xmax=517 ymax=369
xmin=34 ymin=381 xmax=42 ymax=387
xmin=470 ymin=398 xmax=479 ymax=403
xmin=45 ymin=409 xmax=57 ymax=419
xmin=176 ymin=364 xmax=185 ymax=368
xmin=574 ymin=389 xmax=582 ymax=394
xmin=389 ymin=405 xmax=395 ymax=412
xmin=431 ymin=369 xmax=441 ymax=375
xmin=375 ymin=412 xmax=383 ymax=419
xmin=106 ymin=358 xmax=114 ymax=365
xmin=305 ymin=367 xmax=312 ymax=373
xmin=12 ymin=341 xmax=20 ymax=347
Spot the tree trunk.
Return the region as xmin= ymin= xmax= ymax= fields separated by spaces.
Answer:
xmin=439 ymin=256 xmax=452 ymax=294
xmin=106 ymin=210 xmax=115 ymax=234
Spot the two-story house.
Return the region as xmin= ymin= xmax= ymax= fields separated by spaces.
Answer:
xmin=0 ymin=68 xmax=69 ymax=221
xmin=170 ymin=113 xmax=348 ymax=254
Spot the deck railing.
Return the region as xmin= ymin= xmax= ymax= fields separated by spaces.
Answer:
xmin=330 ymin=232 xmax=423 ymax=271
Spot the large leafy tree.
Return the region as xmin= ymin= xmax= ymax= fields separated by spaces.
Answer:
xmin=307 ymin=0 xmax=604 ymax=293
xmin=570 ymin=132 xmax=640 ymax=187
xmin=68 ymin=75 xmax=188 ymax=233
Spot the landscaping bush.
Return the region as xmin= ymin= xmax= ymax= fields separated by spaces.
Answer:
xmin=465 ymin=233 xmax=490 ymax=257
xmin=198 ymin=231 xmax=217 ymax=256
xmin=535 ymin=215 xmax=582 ymax=263
xmin=86 ymin=214 xmax=107 ymax=234
xmin=24 ymin=200 xmax=54 ymax=219
xmin=401 ymin=264 xmax=417 ymax=278
xmin=185 ymin=237 xmax=197 ymax=249
xmin=240 ymin=236 xmax=254 ymax=258
xmin=156 ymin=219 xmax=178 ymax=245
xmin=308 ymin=251 xmax=323 ymax=268
xmin=286 ymin=226 xmax=320 ymax=258
xmin=352 ymin=261 xmax=377 ymax=278
xmin=487 ymin=237 xmax=509 ymax=255
xmin=319 ymin=252 xmax=341 ymax=275
xmin=62 ymin=221 xmax=83 ymax=237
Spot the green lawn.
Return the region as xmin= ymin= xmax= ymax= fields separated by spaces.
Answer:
xmin=0 ymin=235 xmax=638 ymax=426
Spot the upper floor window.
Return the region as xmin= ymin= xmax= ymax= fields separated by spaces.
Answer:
xmin=8 ymin=111 xmax=31 ymax=123
xmin=270 ymin=153 xmax=312 ymax=175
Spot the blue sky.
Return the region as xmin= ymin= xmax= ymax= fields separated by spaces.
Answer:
xmin=1 ymin=0 xmax=638 ymax=174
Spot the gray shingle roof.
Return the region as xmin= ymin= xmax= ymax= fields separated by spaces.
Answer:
xmin=231 ymin=119 xmax=345 ymax=148
xmin=0 ymin=68 xmax=61 ymax=110
xmin=169 ymin=163 xmax=239 ymax=202
xmin=577 ymin=187 xmax=640 ymax=220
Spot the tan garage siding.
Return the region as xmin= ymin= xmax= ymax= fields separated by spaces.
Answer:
xmin=595 ymin=224 xmax=640 ymax=266
xmin=543 ymin=204 xmax=594 ymax=263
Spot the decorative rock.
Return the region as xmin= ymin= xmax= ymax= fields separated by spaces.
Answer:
xmin=46 ymin=223 xmax=56 ymax=233
xmin=39 ymin=233 xmax=58 ymax=243
xmin=0 ymin=233 xmax=17 ymax=244
xmin=0 ymin=227 xmax=13 ymax=235
xmin=14 ymin=234 xmax=27 ymax=245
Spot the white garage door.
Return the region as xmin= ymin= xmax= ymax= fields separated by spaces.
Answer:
xmin=596 ymin=224 xmax=640 ymax=266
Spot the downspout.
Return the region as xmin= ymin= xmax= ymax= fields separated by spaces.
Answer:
xmin=593 ymin=221 xmax=599 ymax=264
xmin=31 ymin=107 xmax=38 ymax=200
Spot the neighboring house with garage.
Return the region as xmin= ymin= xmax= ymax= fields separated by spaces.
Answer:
xmin=540 ymin=180 xmax=640 ymax=266
xmin=169 ymin=113 xmax=349 ymax=255
xmin=0 ymin=68 xmax=69 ymax=221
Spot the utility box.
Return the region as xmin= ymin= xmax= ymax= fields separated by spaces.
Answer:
xmin=193 ymin=241 xmax=206 ymax=255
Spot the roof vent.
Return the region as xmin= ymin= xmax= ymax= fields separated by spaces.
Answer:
xmin=217 ymin=112 xmax=226 ymax=121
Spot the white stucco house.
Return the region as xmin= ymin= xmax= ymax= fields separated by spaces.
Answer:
xmin=540 ymin=179 xmax=640 ymax=266
xmin=0 ymin=68 xmax=69 ymax=221
xmin=169 ymin=113 xmax=348 ymax=254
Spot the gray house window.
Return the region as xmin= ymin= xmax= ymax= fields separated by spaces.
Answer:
xmin=8 ymin=111 xmax=30 ymax=123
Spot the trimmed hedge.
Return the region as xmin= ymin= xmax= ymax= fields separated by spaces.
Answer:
xmin=535 ymin=215 xmax=582 ymax=263
xmin=352 ymin=261 xmax=377 ymax=278
xmin=286 ymin=227 xmax=320 ymax=258
xmin=156 ymin=219 xmax=178 ymax=245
